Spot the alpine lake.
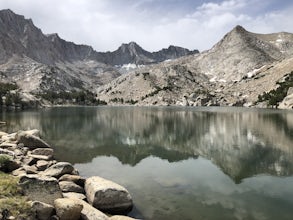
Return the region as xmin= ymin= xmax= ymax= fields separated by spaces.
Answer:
xmin=1 ymin=106 xmax=293 ymax=220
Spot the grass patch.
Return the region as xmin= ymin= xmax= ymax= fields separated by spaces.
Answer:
xmin=0 ymin=172 xmax=32 ymax=219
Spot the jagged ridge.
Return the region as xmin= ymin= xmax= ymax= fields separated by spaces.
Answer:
xmin=0 ymin=9 xmax=197 ymax=66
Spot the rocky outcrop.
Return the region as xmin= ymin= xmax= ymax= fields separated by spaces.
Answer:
xmin=85 ymin=176 xmax=133 ymax=214
xmin=0 ymin=129 xmax=136 ymax=220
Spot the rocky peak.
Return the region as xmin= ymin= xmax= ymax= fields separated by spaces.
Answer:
xmin=0 ymin=9 xmax=36 ymax=35
xmin=0 ymin=9 xmax=23 ymax=21
xmin=193 ymin=25 xmax=288 ymax=82
xmin=153 ymin=45 xmax=198 ymax=62
xmin=117 ymin=42 xmax=149 ymax=56
xmin=232 ymin=25 xmax=247 ymax=34
xmin=46 ymin=33 xmax=60 ymax=42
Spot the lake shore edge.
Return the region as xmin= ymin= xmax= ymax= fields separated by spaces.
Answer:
xmin=0 ymin=129 xmax=137 ymax=220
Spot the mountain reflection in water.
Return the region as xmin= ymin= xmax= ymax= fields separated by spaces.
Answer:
xmin=2 ymin=107 xmax=293 ymax=181
xmin=1 ymin=107 xmax=293 ymax=220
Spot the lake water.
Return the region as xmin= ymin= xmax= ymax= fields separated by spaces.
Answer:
xmin=1 ymin=106 xmax=293 ymax=220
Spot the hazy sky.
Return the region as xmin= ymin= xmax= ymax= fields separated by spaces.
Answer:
xmin=1 ymin=0 xmax=293 ymax=52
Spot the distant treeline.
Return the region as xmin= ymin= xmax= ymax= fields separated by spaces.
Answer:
xmin=38 ymin=90 xmax=107 ymax=105
xmin=0 ymin=82 xmax=22 ymax=108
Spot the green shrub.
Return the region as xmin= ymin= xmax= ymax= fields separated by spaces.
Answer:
xmin=37 ymin=89 xmax=106 ymax=106
xmin=257 ymin=71 xmax=293 ymax=107
xmin=0 ymin=154 xmax=12 ymax=168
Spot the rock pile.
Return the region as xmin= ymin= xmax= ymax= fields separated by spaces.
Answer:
xmin=0 ymin=129 xmax=136 ymax=220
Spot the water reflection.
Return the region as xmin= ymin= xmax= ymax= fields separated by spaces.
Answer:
xmin=1 ymin=107 xmax=293 ymax=182
xmin=1 ymin=107 xmax=293 ymax=219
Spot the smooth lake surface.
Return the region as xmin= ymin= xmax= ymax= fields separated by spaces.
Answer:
xmin=1 ymin=106 xmax=293 ymax=220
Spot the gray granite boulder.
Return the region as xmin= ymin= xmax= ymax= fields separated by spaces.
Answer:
xmin=31 ymin=201 xmax=55 ymax=220
xmin=36 ymin=160 xmax=50 ymax=171
xmin=41 ymin=162 xmax=74 ymax=178
xmin=17 ymin=132 xmax=50 ymax=149
xmin=31 ymin=148 xmax=54 ymax=159
xmin=85 ymin=176 xmax=133 ymax=214
xmin=54 ymin=198 xmax=83 ymax=220
xmin=59 ymin=181 xmax=85 ymax=194
xmin=19 ymin=174 xmax=63 ymax=205
xmin=59 ymin=174 xmax=85 ymax=187
xmin=72 ymin=199 xmax=109 ymax=220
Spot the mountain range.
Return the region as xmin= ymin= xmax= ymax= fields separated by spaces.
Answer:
xmin=0 ymin=9 xmax=293 ymax=109
xmin=97 ymin=26 xmax=293 ymax=108
xmin=0 ymin=9 xmax=197 ymax=99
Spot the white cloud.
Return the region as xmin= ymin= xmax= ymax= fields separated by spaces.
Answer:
xmin=0 ymin=0 xmax=293 ymax=52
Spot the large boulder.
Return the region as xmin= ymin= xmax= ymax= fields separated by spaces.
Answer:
xmin=59 ymin=181 xmax=85 ymax=194
xmin=19 ymin=174 xmax=63 ymax=205
xmin=54 ymin=198 xmax=83 ymax=220
xmin=85 ymin=176 xmax=133 ymax=214
xmin=31 ymin=201 xmax=55 ymax=220
xmin=41 ymin=162 xmax=74 ymax=178
xmin=31 ymin=148 xmax=54 ymax=158
xmin=59 ymin=174 xmax=85 ymax=187
xmin=72 ymin=199 xmax=109 ymax=220
xmin=17 ymin=132 xmax=50 ymax=149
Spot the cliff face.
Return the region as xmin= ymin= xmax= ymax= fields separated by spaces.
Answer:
xmin=0 ymin=9 xmax=95 ymax=65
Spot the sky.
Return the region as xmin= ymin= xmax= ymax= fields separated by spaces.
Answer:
xmin=1 ymin=0 xmax=293 ymax=52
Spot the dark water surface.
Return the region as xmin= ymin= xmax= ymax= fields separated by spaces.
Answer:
xmin=1 ymin=106 xmax=293 ymax=220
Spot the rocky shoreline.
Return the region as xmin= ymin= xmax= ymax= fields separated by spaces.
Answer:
xmin=0 ymin=129 xmax=137 ymax=220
